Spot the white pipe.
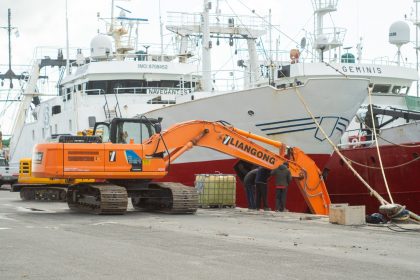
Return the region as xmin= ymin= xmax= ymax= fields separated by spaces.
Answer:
xmin=65 ymin=0 xmax=70 ymax=75
xmin=202 ymin=0 xmax=212 ymax=92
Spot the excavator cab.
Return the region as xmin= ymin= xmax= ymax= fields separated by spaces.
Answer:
xmin=92 ymin=117 xmax=162 ymax=144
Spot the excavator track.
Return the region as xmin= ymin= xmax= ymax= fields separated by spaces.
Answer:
xmin=19 ymin=186 xmax=67 ymax=201
xmin=131 ymin=182 xmax=198 ymax=214
xmin=67 ymin=183 xmax=128 ymax=215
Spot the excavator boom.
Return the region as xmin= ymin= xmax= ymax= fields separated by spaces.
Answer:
xmin=32 ymin=119 xmax=330 ymax=215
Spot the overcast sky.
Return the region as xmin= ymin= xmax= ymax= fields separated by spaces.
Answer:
xmin=0 ymin=0 xmax=418 ymax=66
xmin=0 ymin=0 xmax=418 ymax=134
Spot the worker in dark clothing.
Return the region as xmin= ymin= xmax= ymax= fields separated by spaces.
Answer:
xmin=243 ymin=168 xmax=258 ymax=209
xmin=255 ymin=166 xmax=271 ymax=211
xmin=271 ymin=162 xmax=292 ymax=212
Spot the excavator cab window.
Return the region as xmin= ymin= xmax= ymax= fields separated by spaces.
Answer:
xmin=93 ymin=122 xmax=111 ymax=142
xmin=94 ymin=123 xmax=111 ymax=142
xmin=97 ymin=118 xmax=161 ymax=144
xmin=117 ymin=122 xmax=155 ymax=144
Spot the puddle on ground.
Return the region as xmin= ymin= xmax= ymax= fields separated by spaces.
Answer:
xmin=27 ymin=208 xmax=44 ymax=212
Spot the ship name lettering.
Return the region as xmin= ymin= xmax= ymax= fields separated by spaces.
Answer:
xmin=341 ymin=65 xmax=382 ymax=75
xmin=147 ymin=88 xmax=191 ymax=95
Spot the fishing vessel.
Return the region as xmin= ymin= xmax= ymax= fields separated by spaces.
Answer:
xmin=323 ymin=23 xmax=420 ymax=214
xmin=6 ymin=1 xmax=372 ymax=213
xmin=145 ymin=0 xmax=420 ymax=214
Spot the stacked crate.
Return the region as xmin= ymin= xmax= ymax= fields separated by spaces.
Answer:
xmin=195 ymin=174 xmax=236 ymax=208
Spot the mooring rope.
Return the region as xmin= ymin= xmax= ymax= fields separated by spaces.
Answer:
xmin=291 ymin=83 xmax=420 ymax=222
xmin=367 ymin=87 xmax=394 ymax=204
xmin=291 ymin=84 xmax=388 ymax=206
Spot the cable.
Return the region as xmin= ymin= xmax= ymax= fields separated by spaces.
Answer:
xmin=292 ymin=85 xmax=389 ymax=206
xmin=358 ymin=119 xmax=420 ymax=148
xmin=367 ymin=87 xmax=394 ymax=203
xmin=234 ymin=0 xmax=349 ymax=77
xmin=341 ymin=153 xmax=420 ymax=170
xmin=387 ymin=223 xmax=420 ymax=232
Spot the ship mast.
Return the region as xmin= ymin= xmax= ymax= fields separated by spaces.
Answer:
xmin=65 ymin=0 xmax=70 ymax=75
xmin=0 ymin=9 xmax=18 ymax=88
xmin=311 ymin=0 xmax=344 ymax=62
xmin=202 ymin=0 xmax=212 ymax=92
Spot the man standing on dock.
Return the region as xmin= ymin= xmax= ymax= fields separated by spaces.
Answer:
xmin=243 ymin=168 xmax=258 ymax=209
xmin=271 ymin=162 xmax=292 ymax=212
xmin=255 ymin=166 xmax=271 ymax=211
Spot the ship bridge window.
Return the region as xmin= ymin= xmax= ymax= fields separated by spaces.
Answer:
xmin=392 ymin=85 xmax=409 ymax=95
xmin=277 ymin=65 xmax=290 ymax=78
xmin=147 ymin=96 xmax=176 ymax=104
xmin=372 ymin=84 xmax=391 ymax=93
xmin=160 ymin=80 xmax=177 ymax=87
xmin=85 ymin=79 xmax=191 ymax=95
xmin=86 ymin=81 xmax=107 ymax=95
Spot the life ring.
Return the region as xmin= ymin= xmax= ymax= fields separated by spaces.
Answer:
xmin=348 ymin=135 xmax=366 ymax=148
xmin=348 ymin=136 xmax=360 ymax=148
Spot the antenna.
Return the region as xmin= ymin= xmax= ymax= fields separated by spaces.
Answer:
xmin=389 ymin=21 xmax=410 ymax=66
xmin=159 ymin=0 xmax=164 ymax=61
xmin=65 ymin=0 xmax=70 ymax=75
xmin=0 ymin=9 xmax=20 ymax=88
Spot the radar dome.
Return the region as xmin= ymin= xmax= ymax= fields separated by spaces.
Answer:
xmin=389 ymin=21 xmax=410 ymax=46
xmin=315 ymin=34 xmax=328 ymax=49
xmin=90 ymin=34 xmax=113 ymax=59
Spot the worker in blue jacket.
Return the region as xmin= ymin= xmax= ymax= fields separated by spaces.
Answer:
xmin=243 ymin=168 xmax=258 ymax=209
xmin=255 ymin=166 xmax=271 ymax=211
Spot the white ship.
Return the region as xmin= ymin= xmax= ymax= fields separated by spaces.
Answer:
xmin=144 ymin=0 xmax=420 ymax=213
xmin=5 ymin=0 xmax=377 ymax=211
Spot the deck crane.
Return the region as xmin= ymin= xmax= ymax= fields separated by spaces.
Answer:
xmin=31 ymin=117 xmax=331 ymax=215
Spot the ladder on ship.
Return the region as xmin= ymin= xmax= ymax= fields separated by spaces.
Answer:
xmin=103 ymin=90 xmax=122 ymax=121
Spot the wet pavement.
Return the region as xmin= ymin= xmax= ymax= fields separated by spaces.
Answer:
xmin=1 ymin=188 xmax=419 ymax=280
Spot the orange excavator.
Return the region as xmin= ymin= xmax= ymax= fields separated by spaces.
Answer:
xmin=32 ymin=117 xmax=331 ymax=215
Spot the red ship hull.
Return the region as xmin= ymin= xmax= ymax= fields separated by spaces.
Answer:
xmin=161 ymin=154 xmax=331 ymax=213
xmin=324 ymin=144 xmax=420 ymax=214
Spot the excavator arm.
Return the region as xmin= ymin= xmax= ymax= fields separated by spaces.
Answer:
xmin=32 ymin=119 xmax=330 ymax=214
xmin=148 ymin=121 xmax=330 ymax=214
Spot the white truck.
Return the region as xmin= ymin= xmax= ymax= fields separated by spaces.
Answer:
xmin=0 ymin=154 xmax=18 ymax=186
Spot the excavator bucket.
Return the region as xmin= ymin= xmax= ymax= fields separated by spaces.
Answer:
xmin=288 ymin=147 xmax=331 ymax=215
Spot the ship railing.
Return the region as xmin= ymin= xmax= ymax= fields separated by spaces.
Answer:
xmin=167 ymin=12 xmax=267 ymax=33
xmin=312 ymin=27 xmax=347 ymax=46
xmin=114 ymin=87 xmax=193 ymax=95
xmin=84 ymin=89 xmax=104 ymax=95
xmin=31 ymin=46 xmax=89 ymax=64
xmin=264 ymin=55 xmax=418 ymax=69
xmin=337 ymin=139 xmax=375 ymax=148
xmin=338 ymin=129 xmax=375 ymax=148
xmin=84 ymin=87 xmax=194 ymax=95
xmin=207 ymin=69 xmax=260 ymax=91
